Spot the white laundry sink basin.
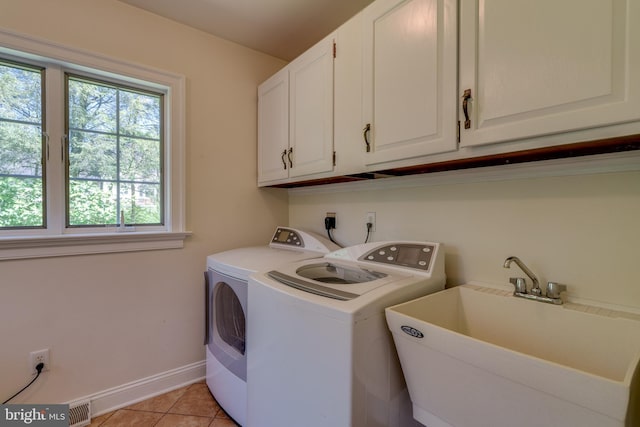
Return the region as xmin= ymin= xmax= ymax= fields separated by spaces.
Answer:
xmin=385 ymin=284 xmax=640 ymax=427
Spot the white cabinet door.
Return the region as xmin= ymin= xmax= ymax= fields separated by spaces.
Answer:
xmin=289 ymin=33 xmax=335 ymax=179
xmin=362 ymin=0 xmax=458 ymax=166
xmin=258 ymin=68 xmax=289 ymax=184
xmin=459 ymin=0 xmax=640 ymax=147
xmin=333 ymin=12 xmax=366 ymax=176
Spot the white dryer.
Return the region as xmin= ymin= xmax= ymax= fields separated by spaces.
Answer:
xmin=247 ymin=241 xmax=446 ymax=427
xmin=205 ymin=227 xmax=338 ymax=426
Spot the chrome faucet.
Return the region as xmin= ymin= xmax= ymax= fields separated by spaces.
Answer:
xmin=503 ymin=256 xmax=541 ymax=295
xmin=503 ymin=256 xmax=566 ymax=305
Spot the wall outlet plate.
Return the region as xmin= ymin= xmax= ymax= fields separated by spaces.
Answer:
xmin=325 ymin=212 xmax=336 ymax=229
xmin=366 ymin=212 xmax=376 ymax=232
xmin=30 ymin=348 xmax=50 ymax=374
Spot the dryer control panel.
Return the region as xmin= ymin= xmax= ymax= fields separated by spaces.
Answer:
xmin=359 ymin=243 xmax=435 ymax=271
xmin=268 ymin=227 xmax=339 ymax=253
xmin=271 ymin=227 xmax=304 ymax=247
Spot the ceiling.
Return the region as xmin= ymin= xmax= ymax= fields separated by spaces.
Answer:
xmin=117 ymin=0 xmax=375 ymax=61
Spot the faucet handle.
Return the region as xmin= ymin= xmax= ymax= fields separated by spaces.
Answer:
xmin=509 ymin=277 xmax=527 ymax=294
xmin=546 ymin=282 xmax=567 ymax=299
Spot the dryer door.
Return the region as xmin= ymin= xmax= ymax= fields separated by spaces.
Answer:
xmin=207 ymin=269 xmax=247 ymax=381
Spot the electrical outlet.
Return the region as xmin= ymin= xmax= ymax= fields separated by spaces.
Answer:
xmin=30 ymin=349 xmax=50 ymax=374
xmin=325 ymin=212 xmax=336 ymax=230
xmin=366 ymin=212 xmax=376 ymax=232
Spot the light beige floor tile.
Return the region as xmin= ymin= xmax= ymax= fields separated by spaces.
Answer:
xmin=155 ymin=414 xmax=213 ymax=427
xmin=169 ymin=383 xmax=220 ymax=418
xmin=87 ymin=381 xmax=229 ymax=425
xmin=215 ymin=409 xmax=231 ymax=420
xmin=86 ymin=411 xmax=114 ymax=426
xmin=126 ymin=386 xmax=190 ymax=413
xmin=100 ymin=409 xmax=162 ymax=426
xmin=209 ymin=418 xmax=239 ymax=427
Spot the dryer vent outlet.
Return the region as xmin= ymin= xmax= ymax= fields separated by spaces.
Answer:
xmin=68 ymin=399 xmax=91 ymax=427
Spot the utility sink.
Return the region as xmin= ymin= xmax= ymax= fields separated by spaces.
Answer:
xmin=385 ymin=284 xmax=640 ymax=427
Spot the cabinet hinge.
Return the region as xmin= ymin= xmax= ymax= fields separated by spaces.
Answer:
xmin=333 ymin=151 xmax=336 ymax=166
xmin=333 ymin=42 xmax=337 ymax=58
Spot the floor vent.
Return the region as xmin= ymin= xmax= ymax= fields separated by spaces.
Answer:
xmin=68 ymin=399 xmax=91 ymax=427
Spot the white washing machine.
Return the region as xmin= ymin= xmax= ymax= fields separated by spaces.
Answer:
xmin=247 ymin=241 xmax=446 ymax=427
xmin=205 ymin=227 xmax=338 ymax=426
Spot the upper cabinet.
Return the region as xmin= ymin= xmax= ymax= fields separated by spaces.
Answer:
xmin=258 ymin=68 xmax=289 ymax=184
xmin=258 ymin=33 xmax=336 ymax=186
xmin=458 ymin=0 xmax=640 ymax=147
xmin=288 ymin=34 xmax=336 ymax=178
xmin=362 ymin=0 xmax=458 ymax=166
xmin=258 ymin=0 xmax=640 ymax=187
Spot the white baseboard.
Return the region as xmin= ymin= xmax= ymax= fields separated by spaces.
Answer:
xmin=68 ymin=360 xmax=206 ymax=418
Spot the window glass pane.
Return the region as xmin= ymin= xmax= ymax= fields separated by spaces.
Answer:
xmin=0 ymin=177 xmax=43 ymax=227
xmin=0 ymin=63 xmax=42 ymax=123
xmin=68 ymin=79 xmax=117 ymax=133
xmin=120 ymin=137 xmax=160 ymax=181
xmin=0 ymin=122 xmax=42 ymax=175
xmin=120 ymin=182 xmax=161 ymax=224
xmin=0 ymin=61 xmax=44 ymax=228
xmin=66 ymin=75 xmax=163 ymax=227
xmin=68 ymin=130 xmax=117 ymax=180
xmin=120 ymin=90 xmax=160 ymax=139
xmin=68 ymin=180 xmax=118 ymax=225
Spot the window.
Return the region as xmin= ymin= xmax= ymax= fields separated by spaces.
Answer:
xmin=0 ymin=60 xmax=45 ymax=228
xmin=0 ymin=30 xmax=187 ymax=260
xmin=66 ymin=75 xmax=163 ymax=227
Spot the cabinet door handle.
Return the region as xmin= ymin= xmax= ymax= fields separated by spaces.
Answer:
xmin=462 ymin=89 xmax=472 ymax=129
xmin=281 ymin=149 xmax=287 ymax=170
xmin=363 ymin=123 xmax=371 ymax=152
xmin=287 ymin=147 xmax=293 ymax=168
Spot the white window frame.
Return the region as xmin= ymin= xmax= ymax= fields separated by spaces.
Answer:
xmin=0 ymin=29 xmax=189 ymax=260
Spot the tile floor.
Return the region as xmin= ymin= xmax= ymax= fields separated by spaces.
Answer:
xmin=88 ymin=381 xmax=240 ymax=427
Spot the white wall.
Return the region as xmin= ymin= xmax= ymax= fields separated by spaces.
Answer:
xmin=290 ymin=168 xmax=640 ymax=310
xmin=0 ymin=0 xmax=288 ymax=404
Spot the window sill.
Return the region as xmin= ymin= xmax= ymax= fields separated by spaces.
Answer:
xmin=0 ymin=231 xmax=192 ymax=261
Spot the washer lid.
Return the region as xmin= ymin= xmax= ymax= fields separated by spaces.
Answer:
xmin=267 ymin=262 xmax=401 ymax=301
xmin=296 ymin=262 xmax=387 ymax=284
